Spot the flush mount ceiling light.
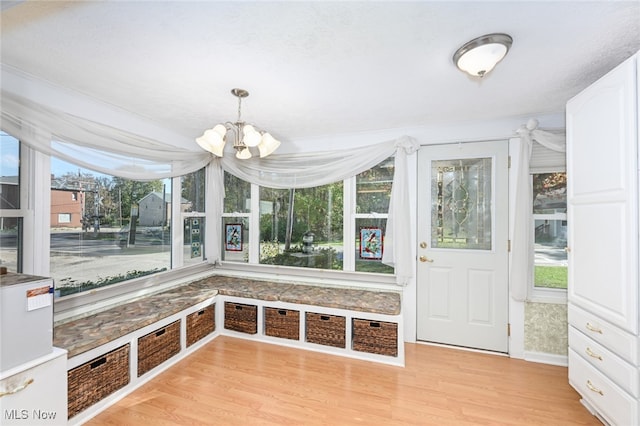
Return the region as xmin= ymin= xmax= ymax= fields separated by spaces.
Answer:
xmin=196 ymin=88 xmax=281 ymax=159
xmin=453 ymin=33 xmax=513 ymax=78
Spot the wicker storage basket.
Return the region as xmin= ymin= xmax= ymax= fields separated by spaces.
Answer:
xmin=137 ymin=320 xmax=181 ymax=376
xmin=224 ymin=302 xmax=258 ymax=334
xmin=67 ymin=344 xmax=130 ymax=418
xmin=186 ymin=304 xmax=215 ymax=347
xmin=265 ymin=307 xmax=300 ymax=340
xmin=305 ymin=312 xmax=346 ymax=348
xmin=352 ymin=318 xmax=398 ymax=357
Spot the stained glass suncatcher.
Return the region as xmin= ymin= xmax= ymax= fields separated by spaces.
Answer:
xmin=359 ymin=227 xmax=383 ymax=259
xmin=431 ymin=158 xmax=492 ymax=250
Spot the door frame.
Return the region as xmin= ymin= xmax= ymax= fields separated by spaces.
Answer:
xmin=403 ymin=138 xmax=524 ymax=358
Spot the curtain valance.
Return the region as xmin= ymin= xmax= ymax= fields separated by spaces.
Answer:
xmin=1 ymin=87 xmax=418 ymax=286
xmin=213 ymin=136 xmax=419 ymax=286
xmin=1 ymin=90 xmax=210 ymax=180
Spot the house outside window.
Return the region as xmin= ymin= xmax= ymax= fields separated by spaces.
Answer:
xmin=49 ymin=158 xmax=208 ymax=297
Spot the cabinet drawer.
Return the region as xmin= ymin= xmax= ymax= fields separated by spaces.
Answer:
xmin=137 ymin=320 xmax=181 ymax=377
xmin=568 ymin=303 xmax=638 ymax=365
xmin=569 ymin=349 xmax=638 ymax=426
xmin=569 ymin=326 xmax=639 ymax=397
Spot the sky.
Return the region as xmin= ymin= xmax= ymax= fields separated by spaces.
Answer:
xmin=0 ymin=132 xmax=19 ymax=177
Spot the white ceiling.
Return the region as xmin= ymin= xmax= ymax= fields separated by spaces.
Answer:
xmin=1 ymin=1 xmax=639 ymax=148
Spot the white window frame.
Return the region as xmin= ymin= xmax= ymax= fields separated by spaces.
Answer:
xmin=0 ymin=123 xmax=215 ymax=320
xmin=217 ymin=174 xmax=396 ymax=289
xmin=529 ymin=171 xmax=567 ymax=304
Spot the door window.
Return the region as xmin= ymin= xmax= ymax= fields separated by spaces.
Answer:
xmin=431 ymin=157 xmax=492 ymax=250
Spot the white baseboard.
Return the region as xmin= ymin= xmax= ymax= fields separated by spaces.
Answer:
xmin=524 ymin=351 xmax=568 ymax=366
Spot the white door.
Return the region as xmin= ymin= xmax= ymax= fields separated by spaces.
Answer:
xmin=416 ymin=140 xmax=509 ymax=353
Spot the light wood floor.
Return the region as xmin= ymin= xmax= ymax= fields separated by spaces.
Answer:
xmin=86 ymin=336 xmax=600 ymax=425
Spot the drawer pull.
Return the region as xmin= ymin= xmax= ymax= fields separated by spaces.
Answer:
xmin=585 ymin=347 xmax=603 ymax=361
xmin=585 ymin=322 xmax=603 ymax=334
xmin=586 ymin=380 xmax=604 ymax=396
xmin=0 ymin=378 xmax=34 ymax=398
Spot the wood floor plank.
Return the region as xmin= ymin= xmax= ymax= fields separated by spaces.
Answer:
xmin=86 ymin=336 xmax=600 ymax=425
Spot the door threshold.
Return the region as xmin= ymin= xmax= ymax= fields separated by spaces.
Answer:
xmin=416 ymin=340 xmax=509 ymax=357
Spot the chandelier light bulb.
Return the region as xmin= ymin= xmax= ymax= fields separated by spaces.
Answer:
xmin=242 ymin=124 xmax=262 ymax=147
xmin=258 ymin=132 xmax=281 ymax=158
xmin=236 ymin=148 xmax=252 ymax=159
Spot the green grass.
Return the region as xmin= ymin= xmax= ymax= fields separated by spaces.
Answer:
xmin=534 ymin=265 xmax=568 ymax=289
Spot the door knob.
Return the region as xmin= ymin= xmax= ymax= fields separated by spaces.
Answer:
xmin=420 ymin=242 xmax=427 ymax=249
xmin=419 ymin=255 xmax=434 ymax=263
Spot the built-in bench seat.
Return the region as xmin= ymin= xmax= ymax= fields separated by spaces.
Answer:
xmin=54 ymin=275 xmax=401 ymax=358
xmin=54 ymin=274 xmax=403 ymax=425
xmin=54 ymin=278 xmax=219 ymax=358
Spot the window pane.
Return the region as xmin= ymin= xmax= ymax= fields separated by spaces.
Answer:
xmin=0 ymin=217 xmax=22 ymax=273
xmin=356 ymin=157 xmax=394 ymax=213
xmin=534 ymin=219 xmax=568 ymax=289
xmin=1 ymin=132 xmax=20 ymax=209
xmin=259 ymin=184 xmax=343 ymax=270
xmin=50 ymin=158 xmax=170 ymax=297
xmin=222 ymin=216 xmax=249 ymax=263
xmin=431 ymin=158 xmax=492 ymax=250
xmin=184 ymin=216 xmax=205 ymax=265
xmin=533 ymin=173 xmax=567 ymax=214
xmin=355 ymin=218 xmax=393 ymax=274
xmin=182 ymin=168 xmax=206 ymax=212
xmin=224 ymin=172 xmax=251 ymax=213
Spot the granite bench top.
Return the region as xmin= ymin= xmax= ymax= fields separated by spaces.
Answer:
xmin=54 ymin=275 xmax=401 ymax=358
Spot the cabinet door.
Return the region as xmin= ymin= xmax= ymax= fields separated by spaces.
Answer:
xmin=0 ymin=349 xmax=67 ymax=425
xmin=566 ymin=54 xmax=638 ymax=334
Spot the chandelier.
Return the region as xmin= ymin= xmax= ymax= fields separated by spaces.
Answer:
xmin=196 ymin=88 xmax=281 ymax=159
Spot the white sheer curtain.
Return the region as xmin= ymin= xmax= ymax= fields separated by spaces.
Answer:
xmin=1 ymin=90 xmax=210 ymax=179
xmin=510 ymin=119 xmax=565 ymax=301
xmin=214 ymin=136 xmax=419 ymax=286
xmin=2 ymin=87 xmax=419 ymax=286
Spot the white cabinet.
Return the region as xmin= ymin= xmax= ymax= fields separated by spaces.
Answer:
xmin=0 ymin=348 xmax=67 ymax=425
xmin=566 ymin=52 xmax=639 ymax=425
xmin=0 ymin=274 xmax=54 ymax=371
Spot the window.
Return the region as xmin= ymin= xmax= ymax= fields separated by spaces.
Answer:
xmin=258 ymin=183 xmax=344 ymax=270
xmin=355 ymin=157 xmax=394 ymax=273
xmin=49 ymin=159 xmax=209 ymax=297
xmin=50 ymin=157 xmax=174 ymax=296
xmin=0 ymin=132 xmax=23 ymax=272
xmin=222 ymin=157 xmax=394 ymax=275
xmin=532 ymin=172 xmax=567 ymax=291
xmin=221 ymin=173 xmax=250 ymax=263
xmin=182 ymin=168 xmax=207 ymax=266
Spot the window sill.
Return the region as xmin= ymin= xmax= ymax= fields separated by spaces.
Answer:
xmin=216 ymin=261 xmax=399 ymax=291
xmin=54 ymin=262 xmax=216 ymax=323
xmin=527 ymin=287 xmax=567 ymax=304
